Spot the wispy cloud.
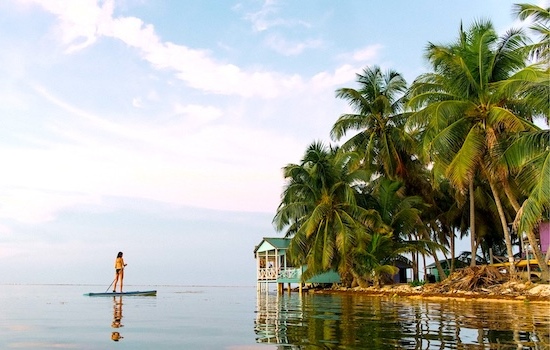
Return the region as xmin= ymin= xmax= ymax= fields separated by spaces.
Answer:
xmin=264 ymin=34 xmax=323 ymax=56
xmin=0 ymin=83 xmax=301 ymax=222
xmin=2 ymin=0 xmax=361 ymax=225
xmin=243 ymin=0 xmax=285 ymax=32
xmin=24 ymin=0 xmax=309 ymax=98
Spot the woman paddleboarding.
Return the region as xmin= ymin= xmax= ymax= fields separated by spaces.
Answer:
xmin=113 ymin=252 xmax=127 ymax=293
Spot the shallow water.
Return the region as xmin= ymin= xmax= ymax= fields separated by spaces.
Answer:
xmin=256 ymin=291 xmax=550 ymax=349
xmin=0 ymin=285 xmax=548 ymax=349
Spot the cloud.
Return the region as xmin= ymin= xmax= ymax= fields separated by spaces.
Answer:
xmin=351 ymin=44 xmax=384 ymax=62
xmin=1 ymin=84 xmax=300 ymax=222
xmin=242 ymin=0 xmax=284 ymax=32
xmin=22 ymin=0 xmax=367 ymax=101
xmin=311 ymin=64 xmax=358 ymax=89
xmin=23 ymin=0 xmax=309 ymax=98
xmin=173 ymin=104 xmax=222 ymax=126
xmin=22 ymin=0 xmax=114 ymax=53
xmin=264 ymin=34 xmax=323 ymax=56
xmin=1 ymin=1 xmax=363 ymax=225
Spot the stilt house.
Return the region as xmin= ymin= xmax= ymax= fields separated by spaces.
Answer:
xmin=254 ymin=237 xmax=340 ymax=292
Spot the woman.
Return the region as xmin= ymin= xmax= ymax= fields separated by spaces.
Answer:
xmin=113 ymin=252 xmax=127 ymax=293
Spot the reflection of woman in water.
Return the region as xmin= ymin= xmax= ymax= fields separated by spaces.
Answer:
xmin=113 ymin=252 xmax=127 ymax=293
xmin=111 ymin=296 xmax=124 ymax=341
xmin=111 ymin=332 xmax=123 ymax=341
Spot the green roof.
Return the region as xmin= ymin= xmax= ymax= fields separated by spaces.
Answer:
xmin=254 ymin=237 xmax=290 ymax=253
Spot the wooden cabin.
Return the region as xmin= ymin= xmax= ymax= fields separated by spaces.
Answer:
xmin=254 ymin=237 xmax=340 ymax=292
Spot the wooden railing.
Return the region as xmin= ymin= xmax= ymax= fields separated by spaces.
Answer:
xmin=278 ymin=268 xmax=300 ymax=279
xmin=258 ymin=267 xmax=301 ymax=281
xmin=258 ymin=268 xmax=278 ymax=280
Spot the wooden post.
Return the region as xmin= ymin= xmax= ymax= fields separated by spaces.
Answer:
xmin=256 ymin=250 xmax=260 ymax=292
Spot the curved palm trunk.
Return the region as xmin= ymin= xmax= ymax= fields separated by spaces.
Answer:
xmin=505 ymin=181 xmax=549 ymax=281
xmin=431 ymin=250 xmax=447 ymax=281
xmin=487 ymin=177 xmax=516 ymax=276
xmin=504 ymin=180 xmax=549 ymax=281
xmin=504 ymin=181 xmax=521 ymax=212
xmin=525 ymin=228 xmax=550 ymax=281
xmin=501 ymin=178 xmax=548 ymax=280
xmin=469 ymin=181 xmax=477 ymax=267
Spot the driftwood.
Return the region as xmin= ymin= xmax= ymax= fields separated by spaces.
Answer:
xmin=431 ymin=265 xmax=506 ymax=292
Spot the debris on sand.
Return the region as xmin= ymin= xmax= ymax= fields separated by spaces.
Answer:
xmin=322 ymin=266 xmax=550 ymax=302
xmin=427 ymin=265 xmax=505 ymax=293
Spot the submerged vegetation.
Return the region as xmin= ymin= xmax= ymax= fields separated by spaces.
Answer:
xmin=273 ymin=3 xmax=550 ymax=287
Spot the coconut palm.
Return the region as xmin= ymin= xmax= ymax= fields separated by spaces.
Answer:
xmin=406 ymin=20 xmax=544 ymax=272
xmin=272 ymin=141 xmax=386 ymax=284
xmin=513 ymin=3 xmax=550 ymax=63
xmin=351 ymin=231 xmax=399 ymax=288
xmin=330 ymin=66 xmax=411 ymax=180
xmin=503 ymin=130 xmax=550 ymax=280
xmin=355 ymin=178 xmax=446 ymax=283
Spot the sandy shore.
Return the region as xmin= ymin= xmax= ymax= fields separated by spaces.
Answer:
xmin=314 ymin=281 xmax=550 ymax=303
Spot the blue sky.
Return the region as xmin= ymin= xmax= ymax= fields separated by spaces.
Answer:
xmin=0 ymin=0 xmax=539 ymax=286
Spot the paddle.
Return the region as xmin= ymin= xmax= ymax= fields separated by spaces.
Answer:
xmin=105 ymin=277 xmax=117 ymax=293
xmin=106 ymin=265 xmax=126 ymax=292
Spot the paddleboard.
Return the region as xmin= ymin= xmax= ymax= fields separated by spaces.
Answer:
xmin=84 ymin=290 xmax=157 ymax=297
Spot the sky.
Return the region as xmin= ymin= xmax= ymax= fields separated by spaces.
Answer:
xmin=0 ymin=0 xmax=543 ymax=286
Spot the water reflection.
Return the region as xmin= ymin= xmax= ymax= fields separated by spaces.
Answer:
xmin=255 ymin=291 xmax=550 ymax=349
xmin=111 ymin=296 xmax=124 ymax=342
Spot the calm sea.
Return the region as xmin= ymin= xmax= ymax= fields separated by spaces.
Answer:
xmin=0 ymin=284 xmax=548 ymax=349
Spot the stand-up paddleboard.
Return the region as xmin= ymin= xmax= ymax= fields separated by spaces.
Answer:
xmin=84 ymin=290 xmax=157 ymax=297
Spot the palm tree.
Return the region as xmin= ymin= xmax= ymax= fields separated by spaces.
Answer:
xmin=357 ymin=178 xmax=445 ymax=283
xmin=513 ymin=3 xmax=550 ymax=63
xmin=503 ymin=130 xmax=550 ymax=280
xmin=351 ymin=231 xmax=399 ymax=288
xmin=406 ymin=19 xmax=544 ymax=272
xmin=272 ymin=141 xmax=386 ymax=285
xmin=331 ymin=66 xmax=450 ymax=280
xmin=330 ymin=66 xmax=411 ymax=180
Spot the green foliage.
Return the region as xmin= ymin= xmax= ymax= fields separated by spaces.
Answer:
xmin=409 ymin=280 xmax=426 ymax=287
xmin=273 ymin=2 xmax=550 ymax=288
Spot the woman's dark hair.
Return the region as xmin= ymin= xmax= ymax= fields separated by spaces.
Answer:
xmin=117 ymin=252 xmax=123 ymax=258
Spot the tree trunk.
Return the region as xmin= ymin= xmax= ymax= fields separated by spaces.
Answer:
xmin=432 ymin=251 xmax=447 ymax=281
xmin=450 ymin=228 xmax=456 ymax=274
xmin=488 ymin=178 xmax=516 ymax=276
xmin=411 ymin=251 xmax=419 ymax=281
xmin=469 ymin=180 xmax=477 ymax=267
xmin=422 ymin=253 xmax=427 ymax=281
xmin=503 ymin=181 xmax=521 ymax=212
xmin=421 ymin=230 xmax=446 ymax=280
xmin=504 ymin=181 xmax=550 ymax=282
xmin=502 ymin=179 xmax=549 ymax=280
xmin=524 ymin=228 xmax=550 ymax=282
